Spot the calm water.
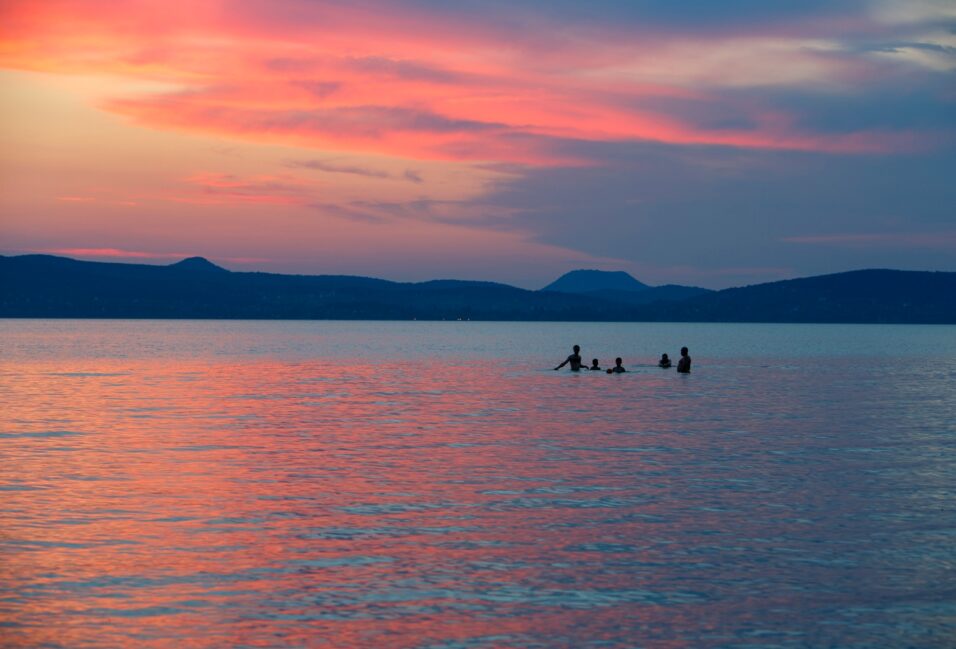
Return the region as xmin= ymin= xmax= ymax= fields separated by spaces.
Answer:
xmin=1 ymin=320 xmax=955 ymax=648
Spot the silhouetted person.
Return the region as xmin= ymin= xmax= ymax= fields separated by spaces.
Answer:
xmin=658 ymin=353 xmax=672 ymax=369
xmin=589 ymin=358 xmax=602 ymax=371
xmin=555 ymin=345 xmax=585 ymax=371
xmin=677 ymin=347 xmax=691 ymax=373
xmin=606 ymin=357 xmax=626 ymax=373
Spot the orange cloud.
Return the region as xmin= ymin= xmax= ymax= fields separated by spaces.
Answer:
xmin=34 ymin=247 xmax=192 ymax=259
xmin=0 ymin=0 xmax=922 ymax=165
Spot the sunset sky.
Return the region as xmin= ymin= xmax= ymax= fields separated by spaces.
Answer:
xmin=1 ymin=0 xmax=954 ymax=288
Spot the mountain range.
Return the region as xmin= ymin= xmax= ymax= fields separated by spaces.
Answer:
xmin=1 ymin=254 xmax=954 ymax=323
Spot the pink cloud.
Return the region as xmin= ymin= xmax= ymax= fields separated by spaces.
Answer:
xmin=176 ymin=172 xmax=314 ymax=205
xmin=0 ymin=0 xmax=927 ymax=165
xmin=34 ymin=247 xmax=193 ymax=259
xmin=57 ymin=195 xmax=139 ymax=206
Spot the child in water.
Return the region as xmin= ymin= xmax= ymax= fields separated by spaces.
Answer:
xmin=658 ymin=353 xmax=672 ymax=368
xmin=589 ymin=359 xmax=602 ymax=371
xmin=606 ymin=357 xmax=626 ymax=373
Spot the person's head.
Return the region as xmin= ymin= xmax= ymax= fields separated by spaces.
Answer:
xmin=680 ymin=346 xmax=688 ymax=356
xmin=573 ymin=344 xmax=580 ymax=353
xmin=615 ymin=357 xmax=623 ymax=366
xmin=591 ymin=358 xmax=599 ymax=366
xmin=661 ymin=353 xmax=669 ymax=361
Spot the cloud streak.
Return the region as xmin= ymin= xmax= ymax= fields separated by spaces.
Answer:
xmin=176 ymin=173 xmax=315 ymax=205
xmin=782 ymin=232 xmax=956 ymax=249
xmin=288 ymin=159 xmax=423 ymax=183
xmin=3 ymin=0 xmax=948 ymax=165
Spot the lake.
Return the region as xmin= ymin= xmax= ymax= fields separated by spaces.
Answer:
xmin=1 ymin=320 xmax=954 ymax=648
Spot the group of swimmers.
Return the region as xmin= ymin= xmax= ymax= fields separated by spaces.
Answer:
xmin=554 ymin=345 xmax=692 ymax=374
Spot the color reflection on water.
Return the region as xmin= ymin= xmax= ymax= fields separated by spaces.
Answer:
xmin=2 ymin=323 xmax=955 ymax=648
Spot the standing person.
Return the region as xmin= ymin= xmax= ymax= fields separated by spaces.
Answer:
xmin=677 ymin=347 xmax=691 ymax=373
xmin=658 ymin=353 xmax=672 ymax=368
xmin=606 ymin=357 xmax=626 ymax=373
xmin=555 ymin=345 xmax=585 ymax=371
xmin=589 ymin=358 xmax=602 ymax=371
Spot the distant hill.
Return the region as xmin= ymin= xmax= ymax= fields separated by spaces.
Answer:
xmin=543 ymin=269 xmax=711 ymax=306
xmin=637 ymin=269 xmax=956 ymax=324
xmin=543 ymin=269 xmax=648 ymax=293
xmin=1 ymin=255 xmax=953 ymax=323
xmin=168 ymin=256 xmax=229 ymax=273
